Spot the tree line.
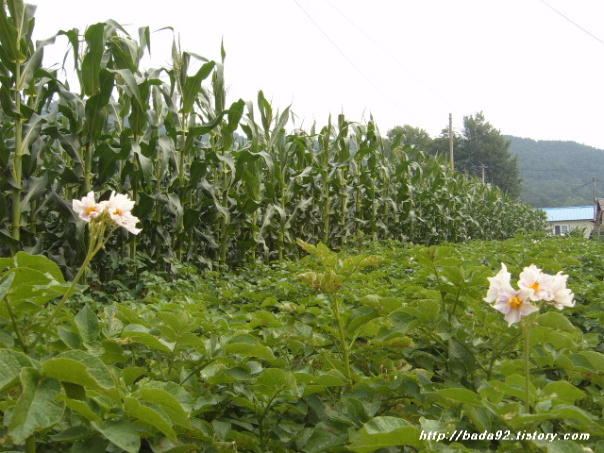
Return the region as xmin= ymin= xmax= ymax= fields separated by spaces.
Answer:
xmin=387 ymin=112 xmax=522 ymax=199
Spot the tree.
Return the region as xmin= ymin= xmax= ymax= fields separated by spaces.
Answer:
xmin=455 ymin=112 xmax=522 ymax=198
xmin=387 ymin=124 xmax=433 ymax=151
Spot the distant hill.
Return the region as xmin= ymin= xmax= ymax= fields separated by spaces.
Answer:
xmin=506 ymin=136 xmax=604 ymax=208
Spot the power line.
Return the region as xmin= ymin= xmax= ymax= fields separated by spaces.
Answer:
xmin=521 ymin=168 xmax=602 ymax=173
xmin=322 ymin=0 xmax=457 ymax=113
xmin=291 ymin=0 xmax=410 ymax=118
xmin=538 ymin=0 xmax=604 ymax=45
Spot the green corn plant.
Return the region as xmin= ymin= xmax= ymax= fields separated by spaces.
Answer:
xmin=0 ymin=0 xmax=51 ymax=255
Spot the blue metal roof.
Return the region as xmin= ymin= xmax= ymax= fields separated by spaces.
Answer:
xmin=542 ymin=206 xmax=594 ymax=222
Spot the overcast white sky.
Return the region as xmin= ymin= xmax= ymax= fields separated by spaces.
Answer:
xmin=30 ymin=0 xmax=604 ymax=149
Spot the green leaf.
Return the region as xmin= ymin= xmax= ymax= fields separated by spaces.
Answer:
xmin=0 ymin=271 xmax=15 ymax=302
xmin=542 ymin=381 xmax=585 ymax=405
xmin=536 ymin=311 xmax=578 ymax=333
xmin=122 ymin=325 xmax=175 ymax=352
xmin=0 ymin=1 xmax=26 ymax=64
xmin=8 ymin=368 xmax=65 ymax=444
xmin=13 ymin=251 xmax=65 ymax=282
xmin=75 ymin=305 xmax=101 ymax=343
xmin=348 ymin=416 xmax=423 ymax=453
xmin=17 ymin=46 xmax=43 ymax=90
xmin=92 ymin=420 xmax=140 ymax=453
xmin=20 ymin=173 xmax=49 ymax=213
xmin=134 ymin=387 xmax=190 ymax=424
xmin=1 ymin=253 xmax=70 ymax=312
xmin=225 ymin=342 xmax=276 ymax=361
xmin=108 ymin=68 xmax=143 ymax=107
xmin=347 ymin=307 xmax=379 ymax=333
xmin=61 ymin=396 xmax=100 ymax=422
xmin=576 ymin=350 xmax=604 ymax=371
xmin=181 ymin=61 xmax=215 ymax=115
xmin=302 ymin=421 xmax=349 ymax=453
xmin=0 ymin=348 xmax=36 ymax=393
xmin=533 ymin=439 xmax=590 ymax=453
xmin=256 ymin=368 xmax=296 ymax=390
xmin=42 ymin=350 xmax=116 ymax=394
xmin=435 ymin=388 xmax=482 ymax=406
xmin=124 ymin=396 xmax=176 ymax=440
xmin=81 ymin=23 xmax=106 ymax=96
xmin=70 ymin=436 xmax=108 ymax=453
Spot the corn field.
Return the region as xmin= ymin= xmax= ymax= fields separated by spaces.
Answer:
xmin=0 ymin=3 xmax=546 ymax=274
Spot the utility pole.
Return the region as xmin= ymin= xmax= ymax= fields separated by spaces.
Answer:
xmin=594 ymin=178 xmax=601 ymax=238
xmin=449 ymin=113 xmax=454 ymax=170
xmin=480 ymin=164 xmax=487 ymax=184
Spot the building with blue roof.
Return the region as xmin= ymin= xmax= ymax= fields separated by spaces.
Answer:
xmin=541 ymin=205 xmax=597 ymax=237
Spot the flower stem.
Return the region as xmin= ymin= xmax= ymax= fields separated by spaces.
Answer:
xmin=331 ymin=294 xmax=352 ymax=385
xmin=29 ymin=222 xmax=112 ymax=351
xmin=522 ymin=317 xmax=531 ymax=414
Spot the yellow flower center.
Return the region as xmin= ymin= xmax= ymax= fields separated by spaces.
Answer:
xmin=530 ymin=281 xmax=540 ymax=293
xmin=508 ymin=296 xmax=522 ymax=309
xmin=86 ymin=206 xmax=97 ymax=214
xmin=114 ymin=208 xmax=122 ymax=216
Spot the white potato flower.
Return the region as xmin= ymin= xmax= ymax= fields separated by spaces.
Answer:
xmin=72 ymin=191 xmax=105 ymax=222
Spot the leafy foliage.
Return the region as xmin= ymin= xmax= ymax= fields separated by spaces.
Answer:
xmin=2 ymin=236 xmax=604 ymax=452
xmin=0 ymin=3 xmax=546 ymax=276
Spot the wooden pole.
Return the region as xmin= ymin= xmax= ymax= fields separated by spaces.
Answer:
xmin=449 ymin=113 xmax=454 ymax=170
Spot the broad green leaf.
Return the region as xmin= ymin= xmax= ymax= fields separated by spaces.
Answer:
xmin=8 ymin=368 xmax=64 ymax=444
xmin=0 ymin=271 xmax=15 ymax=302
xmin=224 ymin=98 xmax=245 ymax=134
xmin=122 ymin=325 xmax=175 ymax=352
xmin=120 ymin=367 xmax=147 ymax=386
xmin=70 ymin=436 xmax=108 ymax=453
xmin=124 ymin=396 xmax=176 ymax=440
xmin=435 ymin=388 xmax=482 ymax=406
xmin=302 ymin=422 xmax=349 ymax=453
xmin=181 ymin=61 xmax=215 ymax=115
xmin=532 ymin=439 xmax=590 ymax=453
xmin=61 ymin=396 xmax=100 ymax=421
xmin=42 ymin=350 xmax=115 ymax=393
xmin=256 ymin=368 xmax=296 ymax=390
xmin=75 ymin=305 xmax=101 ymax=343
xmin=0 ymin=1 xmax=26 ymax=63
xmin=13 ymin=251 xmax=65 ymax=282
xmin=347 ymin=307 xmax=379 ymax=333
xmin=81 ymin=23 xmax=105 ymax=96
xmin=0 ymin=348 xmax=36 ymax=393
xmin=135 ymin=387 xmax=190 ymax=423
xmin=20 ymin=173 xmax=49 ymax=213
xmin=2 ymin=267 xmax=67 ymax=310
xmin=542 ymin=381 xmax=585 ymax=405
xmin=84 ymin=69 xmax=115 ymax=138
xmin=108 ymin=36 xmax=139 ymax=72
xmin=576 ymin=350 xmax=604 ymax=371
xmin=50 ymin=425 xmax=90 ymax=442
xmin=224 ymin=342 xmax=276 ymax=361
xmin=348 ymin=416 xmax=423 ymax=453
xmin=537 ymin=311 xmax=578 ymax=333
xmin=140 ymin=381 xmax=195 ymax=414
xmin=107 ymin=68 xmax=143 ymax=107
xmin=92 ymin=420 xmax=140 ymax=453
xmin=17 ymin=46 xmax=43 ymax=90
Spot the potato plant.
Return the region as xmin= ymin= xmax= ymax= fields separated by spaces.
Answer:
xmin=1 ymin=235 xmax=604 ymax=452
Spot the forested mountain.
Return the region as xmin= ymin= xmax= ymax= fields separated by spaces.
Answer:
xmin=506 ymin=136 xmax=604 ymax=208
